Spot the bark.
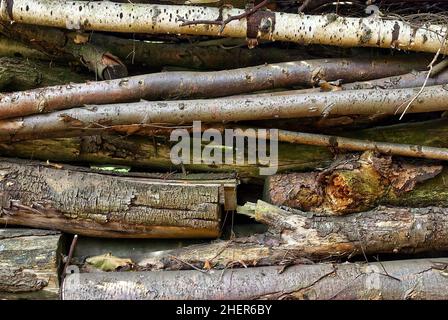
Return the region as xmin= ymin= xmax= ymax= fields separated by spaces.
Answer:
xmin=0 ymin=23 xmax=127 ymax=79
xmin=0 ymin=158 xmax=238 ymax=238
xmin=2 ymin=118 xmax=448 ymax=179
xmin=88 ymin=33 xmax=308 ymax=70
xmin=0 ymin=228 xmax=61 ymax=300
xmin=265 ymin=151 xmax=448 ymax=215
xmin=0 ymin=135 xmax=333 ymax=180
xmin=134 ymin=201 xmax=448 ymax=269
xmin=1 ymin=1 xmax=447 ymax=54
xmin=1 ymin=84 xmax=448 ymax=143
xmin=0 ymin=56 xmax=428 ymax=120
xmin=0 ymin=57 xmax=89 ymax=92
xmin=62 ymin=258 xmax=448 ymax=300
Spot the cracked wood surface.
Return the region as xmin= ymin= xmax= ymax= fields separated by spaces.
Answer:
xmin=265 ymin=151 xmax=448 ymax=214
xmin=134 ymin=201 xmax=448 ymax=269
xmin=0 ymin=228 xmax=61 ymax=300
xmin=62 ymin=258 xmax=448 ymax=300
xmin=0 ymin=158 xmax=235 ymax=238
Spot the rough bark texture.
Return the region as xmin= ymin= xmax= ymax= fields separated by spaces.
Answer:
xmin=0 ymin=158 xmax=237 ymax=238
xmin=0 ymin=56 xmax=427 ymax=119
xmin=2 ymin=119 xmax=448 ymax=179
xmin=135 ymin=201 xmax=448 ymax=270
xmin=2 ymin=84 xmax=448 ymax=143
xmin=0 ymin=57 xmax=89 ymax=92
xmin=0 ymin=228 xmax=61 ymax=300
xmin=1 ymin=1 xmax=447 ymax=54
xmin=265 ymin=151 xmax=448 ymax=215
xmin=62 ymin=258 xmax=448 ymax=300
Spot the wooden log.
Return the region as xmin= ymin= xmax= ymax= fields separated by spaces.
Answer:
xmin=265 ymin=151 xmax=448 ymax=215
xmin=2 ymin=119 xmax=448 ymax=179
xmin=62 ymin=258 xmax=448 ymax=300
xmin=0 ymin=56 xmax=426 ymax=120
xmin=0 ymin=228 xmax=61 ymax=300
xmin=1 ymin=1 xmax=447 ymax=54
xmin=135 ymin=201 xmax=448 ymax=269
xmin=0 ymin=23 xmax=127 ymax=80
xmin=0 ymin=57 xmax=89 ymax=92
xmin=0 ymin=158 xmax=238 ymax=238
xmin=2 ymin=84 xmax=448 ymax=142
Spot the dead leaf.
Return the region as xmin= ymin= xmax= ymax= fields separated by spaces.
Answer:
xmin=86 ymin=253 xmax=133 ymax=271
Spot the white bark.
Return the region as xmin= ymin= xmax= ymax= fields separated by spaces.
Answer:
xmin=1 ymin=0 xmax=447 ymax=54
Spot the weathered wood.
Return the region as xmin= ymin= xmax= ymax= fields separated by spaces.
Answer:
xmin=62 ymin=258 xmax=448 ymax=300
xmin=135 ymin=201 xmax=448 ymax=270
xmin=0 ymin=158 xmax=238 ymax=238
xmin=0 ymin=56 xmax=426 ymax=120
xmin=0 ymin=23 xmax=127 ymax=79
xmin=265 ymin=151 xmax=448 ymax=214
xmin=0 ymin=57 xmax=89 ymax=92
xmin=2 ymin=119 xmax=448 ymax=179
xmin=0 ymin=228 xmax=61 ymax=300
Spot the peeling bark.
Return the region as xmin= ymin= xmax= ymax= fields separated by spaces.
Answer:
xmin=62 ymin=258 xmax=448 ymax=300
xmin=0 ymin=56 xmax=427 ymax=119
xmin=0 ymin=23 xmax=127 ymax=79
xmin=135 ymin=201 xmax=448 ymax=269
xmin=266 ymin=151 xmax=448 ymax=214
xmin=0 ymin=228 xmax=61 ymax=300
xmin=0 ymin=158 xmax=237 ymax=238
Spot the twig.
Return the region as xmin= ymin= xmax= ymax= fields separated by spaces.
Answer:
xmin=180 ymin=0 xmax=270 ymax=34
xmin=63 ymin=234 xmax=78 ymax=279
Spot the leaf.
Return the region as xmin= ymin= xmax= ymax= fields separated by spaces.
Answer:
xmin=86 ymin=253 xmax=133 ymax=271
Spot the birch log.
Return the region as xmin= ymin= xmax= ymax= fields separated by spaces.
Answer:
xmin=0 ymin=1 xmax=447 ymax=54
xmin=0 ymin=56 xmax=427 ymax=120
xmin=62 ymin=258 xmax=448 ymax=300
xmin=136 ymin=201 xmax=448 ymax=270
xmin=0 ymin=228 xmax=61 ymax=300
xmin=265 ymin=151 xmax=448 ymax=215
xmin=0 ymin=158 xmax=238 ymax=238
xmin=1 ymin=85 xmax=448 ymax=143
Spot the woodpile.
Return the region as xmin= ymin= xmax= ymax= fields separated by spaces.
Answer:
xmin=1 ymin=0 xmax=448 ymax=300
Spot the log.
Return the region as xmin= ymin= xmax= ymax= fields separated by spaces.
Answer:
xmin=0 ymin=158 xmax=238 ymax=238
xmin=0 ymin=23 xmax=127 ymax=79
xmin=2 ymin=119 xmax=448 ymax=179
xmin=136 ymin=201 xmax=448 ymax=269
xmin=265 ymin=151 xmax=448 ymax=214
xmin=0 ymin=228 xmax=61 ymax=300
xmin=1 ymin=1 xmax=447 ymax=54
xmin=0 ymin=35 xmax=52 ymax=60
xmin=0 ymin=57 xmax=89 ymax=92
xmin=0 ymin=56 xmax=427 ymax=119
xmin=2 ymin=84 xmax=448 ymax=143
xmin=62 ymin=258 xmax=448 ymax=300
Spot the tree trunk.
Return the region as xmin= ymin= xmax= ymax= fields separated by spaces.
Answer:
xmin=135 ymin=201 xmax=448 ymax=269
xmin=0 ymin=56 xmax=427 ymax=119
xmin=62 ymin=258 xmax=448 ymax=300
xmin=265 ymin=151 xmax=448 ymax=214
xmin=0 ymin=57 xmax=90 ymax=92
xmin=2 ymin=84 xmax=448 ymax=142
xmin=0 ymin=228 xmax=61 ymax=300
xmin=1 ymin=1 xmax=447 ymax=54
xmin=0 ymin=158 xmax=237 ymax=238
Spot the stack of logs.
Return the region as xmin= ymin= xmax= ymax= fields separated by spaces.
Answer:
xmin=1 ymin=0 xmax=448 ymax=300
